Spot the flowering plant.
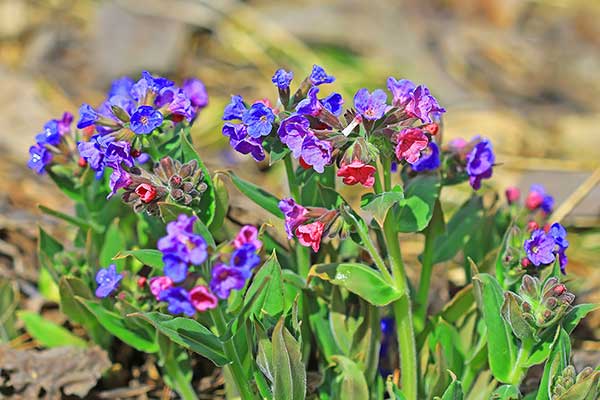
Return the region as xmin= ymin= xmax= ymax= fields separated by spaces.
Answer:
xmin=23 ymin=66 xmax=599 ymax=400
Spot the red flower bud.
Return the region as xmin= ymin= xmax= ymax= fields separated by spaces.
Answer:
xmin=135 ymin=183 xmax=157 ymax=203
xmin=130 ymin=148 xmax=141 ymax=158
xmin=337 ymin=161 xmax=376 ymax=187
xmin=521 ymin=258 xmax=532 ymax=268
xmin=137 ymin=276 xmax=147 ymax=288
xmin=505 ymin=186 xmax=520 ymax=204
xmin=423 ymin=123 xmax=439 ymax=135
xmin=527 ymin=221 xmax=539 ymax=232
xmin=78 ymin=157 xmax=87 ymax=168
xmin=553 ymin=284 xmax=566 ymax=296
xmin=299 ymin=157 xmax=311 ymax=170
xmin=543 ymin=224 xmax=550 ymax=233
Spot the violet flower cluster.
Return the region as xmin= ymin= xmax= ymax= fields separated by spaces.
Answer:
xmin=523 ymin=222 xmax=569 ymax=274
xmin=279 ymin=198 xmax=340 ymax=252
xmin=28 ymin=112 xmax=76 ymax=174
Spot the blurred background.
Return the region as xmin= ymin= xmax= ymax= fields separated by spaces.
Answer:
xmin=0 ymin=0 xmax=598 ymax=396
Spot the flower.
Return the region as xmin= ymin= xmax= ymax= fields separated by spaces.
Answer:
xmin=279 ymin=198 xmax=309 ymax=239
xmin=35 ymin=120 xmax=62 ymax=146
xmin=130 ymin=105 xmax=163 ymax=134
xmin=157 ymin=214 xmax=208 ymax=283
xmin=272 ymin=69 xmax=294 ymax=90
xmin=159 ymin=287 xmax=195 ymax=316
xmin=405 ymin=85 xmax=445 ymax=123
xmin=505 ymin=186 xmax=521 ymax=204
xmin=309 ymin=64 xmax=335 ymax=85
xmin=223 ymin=95 xmax=246 ymax=121
xmin=395 ymin=127 xmax=428 ymax=164
xmin=337 ymin=160 xmax=377 ymax=187
xmin=189 ymin=286 xmax=218 ymax=311
xmin=210 ymin=263 xmax=248 ymax=299
xmin=149 ymin=276 xmax=174 ymax=300
xmin=549 ymin=222 xmax=569 ymax=273
xmin=242 ymin=102 xmax=275 ymax=138
xmin=296 ymin=87 xmax=322 ymax=116
xmin=230 ymin=244 xmax=261 ymax=271
xmin=526 ymin=185 xmax=554 ymax=213
xmin=222 ymin=123 xmax=265 ymax=161
xmin=142 ymin=70 xmax=174 ymax=93
xmin=27 ymin=144 xmax=52 ymax=174
xmin=321 ymin=93 xmax=344 ymax=116
xmin=135 ymin=183 xmax=157 ymax=203
xmin=354 ymin=89 xmax=388 ymax=120
xmin=95 ymin=264 xmax=122 ymax=298
xmin=411 ymin=142 xmax=440 ymax=172
xmin=182 ymin=78 xmax=209 ymax=110
xmin=387 ymin=77 xmax=416 ymax=106
xmin=108 ymin=164 xmax=133 ymax=197
xmin=77 ymin=104 xmax=99 ymax=129
xmin=155 ymin=87 xmax=193 ymax=120
xmin=278 ymin=115 xmax=312 ymax=158
xmin=233 ymin=225 xmax=262 ymax=250
xmin=300 ymin=135 xmax=332 ymax=173
xmin=108 ymin=77 xmax=134 ymax=97
xmin=296 ymin=221 xmax=325 ymax=252
xmin=466 ymin=138 xmax=495 ymax=190
xmin=524 ymin=230 xmax=556 ymax=266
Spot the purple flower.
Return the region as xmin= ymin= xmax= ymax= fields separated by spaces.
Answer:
xmin=158 ymin=287 xmax=196 ymax=316
xmin=95 ymin=264 xmax=122 ymax=298
xmin=210 ymin=263 xmax=248 ymax=299
xmin=278 ymin=198 xmax=309 ymax=239
xmin=549 ymin=222 xmax=569 ymax=250
xmin=296 ymin=87 xmax=322 ymax=116
xmin=230 ymin=244 xmax=260 ymax=271
xmin=108 ymin=77 xmax=134 ymax=97
xmin=557 ymin=249 xmax=568 ymax=274
xmin=310 ymin=64 xmax=335 ymax=86
xmin=77 ymin=135 xmax=109 ymax=171
xmin=411 ymin=142 xmax=440 ymax=172
xmin=182 ymin=78 xmax=209 ymax=109
xmin=107 ymin=95 xmax=135 ymax=118
xmin=387 ymin=77 xmax=415 ymax=106
xmin=405 ymin=85 xmax=445 ymax=123
xmin=130 ymin=106 xmax=163 ymax=134
xmin=28 ymin=144 xmax=52 ymax=174
xmin=301 ymin=135 xmax=332 ymax=173
xmin=524 ymin=230 xmax=556 ymax=266
xmin=354 ymin=88 xmax=388 ymax=120
xmin=223 ymin=95 xmax=246 ymax=121
xmin=222 ymin=123 xmax=265 ymax=161
xmin=156 ymin=87 xmax=193 ymax=120
xmin=278 ymin=115 xmax=312 ymax=158
xmin=35 ymin=120 xmax=61 ymax=146
xmin=157 ymin=214 xmax=208 ymax=283
xmin=272 ymin=69 xmax=294 ymax=90
xmin=130 ymin=77 xmax=149 ymax=102
xmin=242 ymin=103 xmax=275 ymax=138
xmin=77 ymin=104 xmax=99 ymax=129
xmin=466 ymin=138 xmax=494 ymax=190
xmin=107 ymin=164 xmax=132 ymax=197
xmin=142 ymin=70 xmax=174 ymax=92
xmin=104 ymin=140 xmax=134 ymax=167
xmin=321 ymin=93 xmax=344 ymax=117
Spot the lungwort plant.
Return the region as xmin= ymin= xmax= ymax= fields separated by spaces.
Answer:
xmin=24 ymin=67 xmax=599 ymax=399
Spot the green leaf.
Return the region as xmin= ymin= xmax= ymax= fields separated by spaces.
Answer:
xmin=331 ymin=355 xmax=369 ymax=400
xmin=157 ymin=333 xmax=196 ymax=400
xmin=437 ymin=373 xmax=464 ymax=400
xmin=309 ymin=263 xmax=403 ymax=306
xmin=491 ymin=385 xmax=521 ymax=399
xmin=432 ymin=197 xmax=484 ymax=264
xmin=77 ymin=298 xmax=159 ymax=353
xmin=100 ymin=219 xmax=126 ymax=268
xmin=209 ymin=173 xmax=229 ymax=233
xmin=39 ymin=205 xmax=102 ymax=233
xmin=18 ymin=311 xmax=87 ymax=348
xmin=180 ymin=133 xmax=216 ymax=226
xmin=0 ymin=279 xmax=20 ymax=342
xmin=272 ymin=318 xmax=306 ymax=400
xmin=473 ymin=272 xmax=518 ymax=383
xmin=440 ymin=284 xmax=475 ymax=324
xmin=38 ymin=267 xmax=60 ymax=302
xmin=361 ymin=185 xmax=404 ymax=226
xmin=38 ymin=227 xmax=64 ymax=282
xmin=536 ymin=328 xmax=571 ymax=400
xmin=561 ymin=303 xmax=600 ymax=334
xmin=244 ymin=252 xmax=285 ymax=318
xmin=269 ymin=140 xmax=290 ymax=165
xmin=227 ymin=171 xmax=284 ymax=218
xmin=501 ymin=292 xmax=538 ymax=342
xmin=113 ymin=249 xmax=164 ymax=268
xmin=392 ymin=174 xmax=441 ymax=233
xmin=131 ymin=311 xmax=228 ymax=366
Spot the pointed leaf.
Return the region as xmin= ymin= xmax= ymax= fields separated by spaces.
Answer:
xmin=18 ymin=311 xmax=87 ymax=348
xmin=227 ymin=171 xmax=284 ymax=218
xmin=272 ymin=318 xmax=306 ymax=400
xmin=361 ymin=185 xmax=404 ymax=226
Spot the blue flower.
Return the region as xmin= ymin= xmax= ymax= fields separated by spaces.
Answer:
xmin=411 ymin=142 xmax=440 ymax=172
xmin=310 ymin=64 xmax=335 ymax=86
xmin=354 ymin=88 xmax=388 ymax=120
xmin=142 ymin=70 xmax=174 ymax=92
xmin=320 ymin=93 xmax=344 ymax=116
xmin=466 ymin=138 xmax=494 ymax=190
xmin=158 ymin=287 xmax=196 ymax=316
xmin=27 ymin=144 xmax=52 ymax=174
xmin=222 ymin=123 xmax=265 ymax=161
xmin=230 ymin=244 xmax=260 ymax=271
xmin=35 ymin=120 xmax=62 ymax=146
xmin=524 ymin=230 xmax=556 ymax=266
xmin=272 ymin=68 xmax=294 ymax=90
xmin=108 ymin=77 xmax=134 ymax=97
xmin=296 ymin=87 xmax=322 ymax=116
xmin=77 ymin=104 xmax=99 ymax=129
xmin=242 ymin=102 xmax=275 ymax=138
xmin=130 ymin=105 xmax=163 ymax=134
xmin=95 ymin=264 xmax=122 ymax=298
xmin=223 ymin=95 xmax=246 ymax=121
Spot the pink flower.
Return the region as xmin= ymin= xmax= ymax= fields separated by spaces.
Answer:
xmin=135 ymin=183 xmax=157 ymax=203
xmin=337 ymin=161 xmax=376 ymax=187
xmin=505 ymin=187 xmax=520 ymax=204
xmin=189 ymin=285 xmax=218 ymax=312
xmin=525 ymin=191 xmax=543 ymax=210
xmin=395 ymin=127 xmax=428 ymax=164
xmin=279 ymin=198 xmax=309 ymax=239
xmin=149 ymin=276 xmax=174 ymax=300
xmin=233 ymin=225 xmax=262 ymax=250
xmin=295 ymin=221 xmax=325 ymax=252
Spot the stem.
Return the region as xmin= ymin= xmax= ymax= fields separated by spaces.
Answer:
xmin=383 ymin=216 xmax=417 ymax=400
xmin=211 ymin=308 xmax=256 ymax=400
xmin=284 ymin=153 xmax=301 ymax=200
xmin=414 ymin=226 xmax=436 ymax=333
xmin=382 ymin=157 xmax=392 ymax=192
xmin=508 ymin=340 xmax=533 ymax=385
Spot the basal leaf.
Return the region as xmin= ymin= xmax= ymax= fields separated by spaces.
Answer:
xmin=18 ymin=311 xmax=87 ymax=349
xmin=272 ymin=318 xmax=306 ymax=400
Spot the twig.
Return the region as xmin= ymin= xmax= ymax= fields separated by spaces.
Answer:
xmin=550 ymin=166 xmax=600 ymax=223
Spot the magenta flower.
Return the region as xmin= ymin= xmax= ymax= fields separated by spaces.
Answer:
xmin=405 ymin=85 xmax=445 ymax=124
xmin=189 ymin=285 xmax=218 ymax=312
xmin=395 ymin=127 xmax=429 ymax=164
xmin=505 ymin=187 xmax=520 ymax=204
xmin=149 ymin=276 xmax=174 ymax=300
xmin=296 ymin=221 xmax=325 ymax=252
xmin=233 ymin=225 xmax=262 ymax=250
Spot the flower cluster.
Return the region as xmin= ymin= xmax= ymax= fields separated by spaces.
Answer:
xmin=523 ymin=222 xmax=569 ymax=273
xmin=278 ymin=198 xmax=339 ymax=252
xmin=525 ymin=184 xmax=554 ymax=214
xmin=28 ymin=112 xmax=77 ymax=174
xmin=76 ymin=72 xmax=208 ymax=196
